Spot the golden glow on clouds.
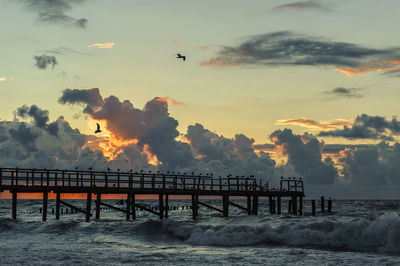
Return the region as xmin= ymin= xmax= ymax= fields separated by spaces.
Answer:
xmin=88 ymin=42 xmax=115 ymax=49
xmin=155 ymin=97 xmax=183 ymax=106
xmin=334 ymin=60 xmax=400 ymax=77
xmin=276 ymin=118 xmax=353 ymax=130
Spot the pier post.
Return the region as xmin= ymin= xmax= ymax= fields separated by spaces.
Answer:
xmin=288 ymin=199 xmax=292 ymax=214
xmin=96 ymin=194 xmax=101 ymax=220
xmin=277 ymin=196 xmax=281 ymax=215
xmin=299 ymin=196 xmax=303 ymax=216
xmin=131 ymin=194 xmax=136 ymax=220
xmin=56 ymin=192 xmax=60 ymax=220
xmin=86 ymin=193 xmax=92 ymax=222
xmin=247 ymin=195 xmax=252 ymax=215
xmin=165 ymin=195 xmax=169 ymax=219
xmin=292 ymin=196 xmax=298 ymax=215
xmin=328 ymin=197 xmax=332 ymax=213
xmin=126 ymin=194 xmax=131 ymax=220
xmin=12 ymin=192 xmax=17 ymax=220
xmin=192 ymin=194 xmax=197 ymax=220
xmin=311 ymin=199 xmax=316 ymax=216
xmin=269 ymin=196 xmax=273 ymax=214
xmin=159 ymin=194 xmax=164 ymax=219
xmin=321 ymin=196 xmax=325 ymax=212
xmin=272 ymin=198 xmax=276 ymax=214
xmin=223 ymin=195 xmax=229 ymax=217
xmin=252 ymin=195 xmax=258 ymax=215
xmin=42 ymin=192 xmax=48 ymax=221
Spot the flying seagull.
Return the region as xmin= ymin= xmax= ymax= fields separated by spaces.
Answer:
xmin=95 ymin=123 xmax=102 ymax=134
xmin=176 ymin=54 xmax=186 ymax=61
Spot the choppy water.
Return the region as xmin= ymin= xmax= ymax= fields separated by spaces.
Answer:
xmin=0 ymin=199 xmax=400 ymax=265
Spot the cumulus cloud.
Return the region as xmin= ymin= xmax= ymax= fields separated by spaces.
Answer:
xmin=16 ymin=105 xmax=59 ymax=136
xmin=319 ymin=114 xmax=400 ymax=141
xmin=33 ymin=55 xmax=57 ymax=69
xmin=323 ymin=87 xmax=363 ymax=98
xmin=88 ymin=43 xmax=115 ymax=49
xmin=277 ymin=118 xmax=353 ymax=130
xmin=338 ymin=142 xmax=400 ymax=187
xmin=20 ymin=0 xmax=88 ymax=28
xmin=272 ymin=1 xmax=329 ymax=12
xmin=270 ymin=129 xmax=337 ymax=184
xmin=200 ymin=31 xmax=400 ymax=77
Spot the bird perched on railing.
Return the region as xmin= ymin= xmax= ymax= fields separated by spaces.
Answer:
xmin=176 ymin=53 xmax=186 ymax=61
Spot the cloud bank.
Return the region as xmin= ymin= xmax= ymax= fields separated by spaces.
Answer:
xmin=0 ymin=89 xmax=398 ymax=197
xmin=200 ymin=31 xmax=400 ymax=77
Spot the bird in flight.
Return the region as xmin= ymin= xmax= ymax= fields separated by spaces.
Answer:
xmin=176 ymin=54 xmax=186 ymax=61
xmin=95 ymin=123 xmax=102 ymax=134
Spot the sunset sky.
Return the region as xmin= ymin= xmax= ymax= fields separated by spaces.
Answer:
xmin=1 ymin=0 xmax=400 ymax=198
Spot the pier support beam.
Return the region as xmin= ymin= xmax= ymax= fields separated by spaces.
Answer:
xmin=222 ymin=195 xmax=229 ymax=217
xmin=277 ymin=196 xmax=281 ymax=215
xmin=247 ymin=196 xmax=252 ymax=215
xmin=131 ymin=194 xmax=136 ymax=220
xmin=165 ymin=195 xmax=169 ymax=219
xmin=12 ymin=192 xmax=17 ymax=220
xmin=288 ymin=199 xmax=292 ymax=214
xmin=126 ymin=194 xmax=131 ymax=220
xmin=192 ymin=194 xmax=198 ymax=220
xmin=292 ymin=196 xmax=298 ymax=215
xmin=299 ymin=196 xmax=303 ymax=215
xmin=269 ymin=196 xmax=273 ymax=214
xmin=42 ymin=192 xmax=48 ymax=221
xmin=312 ymin=199 xmax=316 ymax=216
xmin=56 ymin=192 xmax=60 ymax=220
xmin=252 ymin=195 xmax=258 ymax=215
xmin=86 ymin=193 xmax=92 ymax=222
xmin=159 ymin=194 xmax=164 ymax=219
xmin=328 ymin=197 xmax=332 ymax=213
xmin=321 ymin=196 xmax=325 ymax=213
xmin=95 ymin=194 xmax=101 ymax=220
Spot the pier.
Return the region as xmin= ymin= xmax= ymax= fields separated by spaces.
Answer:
xmin=0 ymin=167 xmax=305 ymax=221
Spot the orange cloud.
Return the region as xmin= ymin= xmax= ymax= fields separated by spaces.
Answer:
xmin=276 ymin=118 xmax=353 ymax=130
xmin=154 ymin=97 xmax=183 ymax=106
xmin=88 ymin=43 xmax=115 ymax=49
xmin=335 ymin=60 xmax=400 ymax=77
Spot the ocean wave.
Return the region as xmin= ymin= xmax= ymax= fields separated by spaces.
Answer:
xmin=162 ymin=213 xmax=400 ymax=253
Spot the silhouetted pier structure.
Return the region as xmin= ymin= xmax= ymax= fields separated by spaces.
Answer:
xmin=0 ymin=167 xmax=305 ymax=221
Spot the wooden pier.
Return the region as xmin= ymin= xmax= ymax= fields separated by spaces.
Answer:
xmin=0 ymin=167 xmax=305 ymax=221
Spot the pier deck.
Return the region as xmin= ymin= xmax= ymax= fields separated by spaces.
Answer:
xmin=0 ymin=167 xmax=305 ymax=221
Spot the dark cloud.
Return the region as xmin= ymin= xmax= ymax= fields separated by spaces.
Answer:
xmin=58 ymin=88 xmax=104 ymax=113
xmin=200 ymin=31 xmax=400 ymax=77
xmin=272 ymin=1 xmax=329 ymax=11
xmin=33 ymin=55 xmax=57 ymax=69
xmin=319 ymin=114 xmax=400 ymax=140
xmin=16 ymin=105 xmax=59 ymax=136
xmin=338 ymin=142 xmax=400 ymax=187
xmin=8 ymin=122 xmax=40 ymax=152
xmin=324 ymin=87 xmax=363 ymax=98
xmin=21 ymin=0 xmax=88 ymax=28
xmin=270 ymin=129 xmax=337 ymax=184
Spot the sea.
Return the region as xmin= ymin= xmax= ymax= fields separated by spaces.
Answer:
xmin=0 ymin=199 xmax=399 ymax=265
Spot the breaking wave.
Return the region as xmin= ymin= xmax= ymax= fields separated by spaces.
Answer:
xmin=161 ymin=213 xmax=400 ymax=254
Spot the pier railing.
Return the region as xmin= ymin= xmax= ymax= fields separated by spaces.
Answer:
xmin=0 ymin=167 xmax=267 ymax=192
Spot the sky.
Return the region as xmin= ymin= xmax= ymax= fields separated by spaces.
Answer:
xmin=1 ymin=0 xmax=400 ymax=198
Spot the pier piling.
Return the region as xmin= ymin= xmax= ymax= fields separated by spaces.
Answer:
xmin=86 ymin=193 xmax=92 ymax=222
xmin=12 ymin=192 xmax=17 ymax=220
xmin=312 ymin=199 xmax=316 ymax=216
xmin=56 ymin=192 xmax=60 ymax=220
xmin=321 ymin=196 xmax=325 ymax=212
xmin=42 ymin=192 xmax=48 ymax=221
xmin=95 ymin=194 xmax=101 ymax=219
